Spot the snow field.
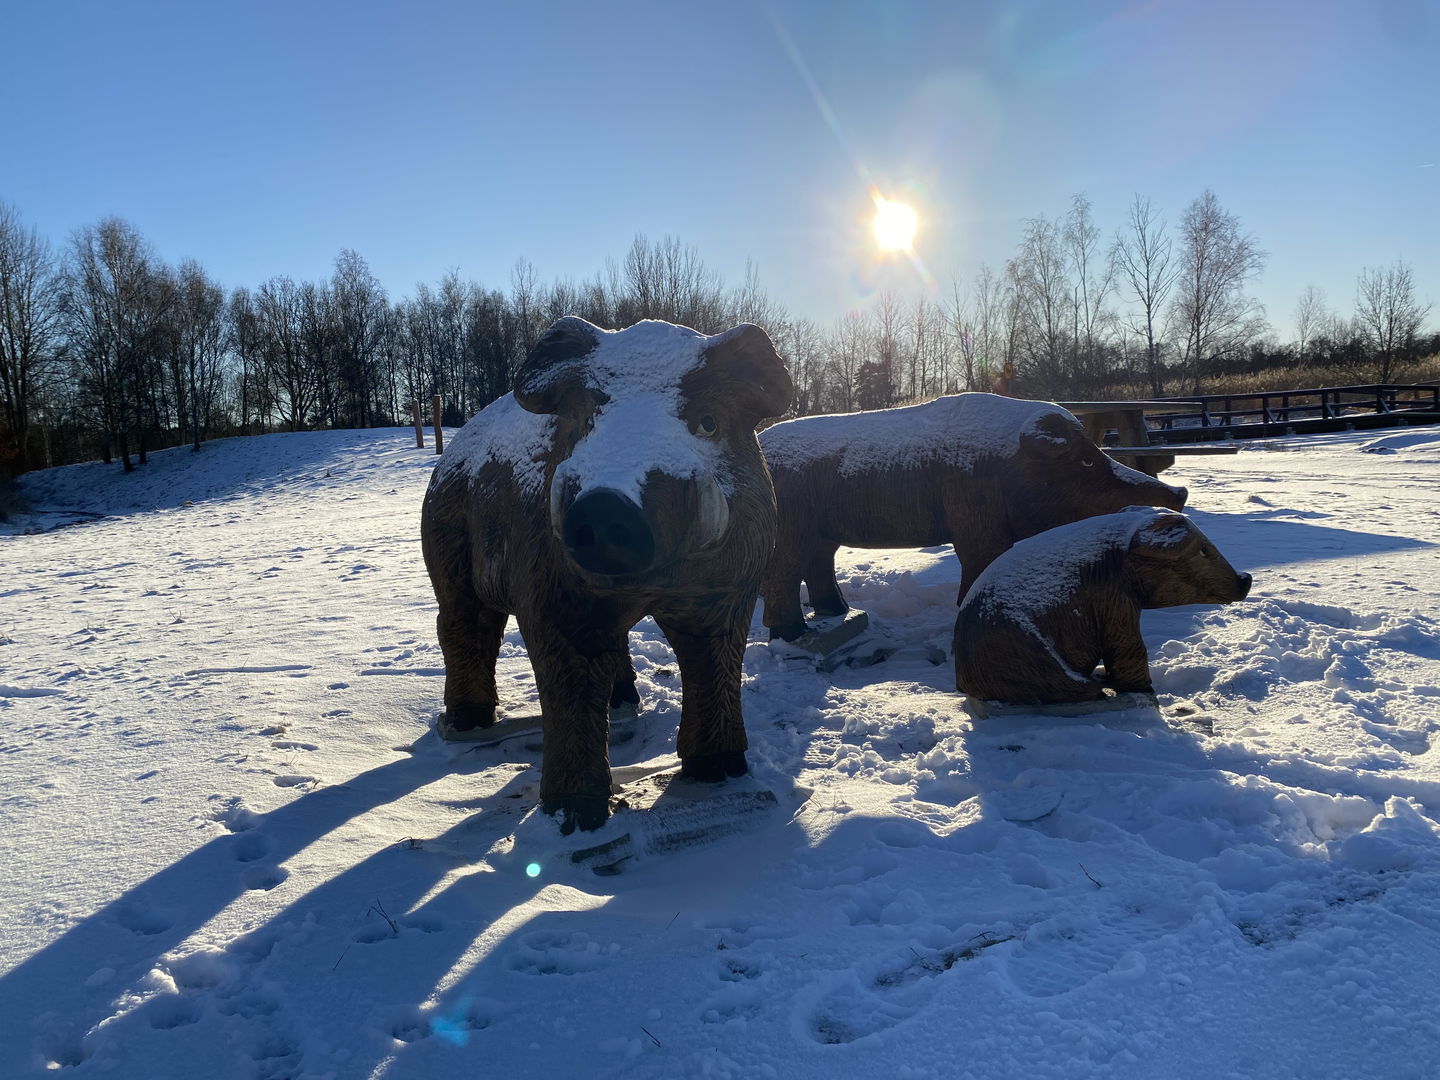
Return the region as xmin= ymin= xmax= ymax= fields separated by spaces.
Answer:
xmin=2 ymin=426 xmax=1439 ymax=1078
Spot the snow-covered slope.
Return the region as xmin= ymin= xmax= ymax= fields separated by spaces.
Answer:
xmin=2 ymin=426 xmax=1439 ymax=1079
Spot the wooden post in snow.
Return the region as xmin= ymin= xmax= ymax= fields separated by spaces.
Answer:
xmin=410 ymin=401 xmax=425 ymax=448
xmin=432 ymin=395 xmax=444 ymax=454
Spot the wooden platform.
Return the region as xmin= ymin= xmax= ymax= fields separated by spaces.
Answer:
xmin=1104 ymin=443 xmax=1238 ymax=474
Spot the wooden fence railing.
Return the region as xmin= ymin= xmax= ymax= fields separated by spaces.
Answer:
xmin=1141 ymin=383 xmax=1440 ymax=443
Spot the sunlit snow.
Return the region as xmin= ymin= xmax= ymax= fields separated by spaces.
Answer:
xmin=3 ymin=426 xmax=1440 ymax=1078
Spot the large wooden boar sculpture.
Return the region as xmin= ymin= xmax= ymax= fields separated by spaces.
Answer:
xmin=758 ymin=393 xmax=1189 ymax=641
xmin=421 ymin=317 xmax=793 ymax=832
xmin=953 ymin=508 xmax=1252 ymax=705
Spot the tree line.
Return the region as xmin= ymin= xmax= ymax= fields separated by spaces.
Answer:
xmin=1 ymin=191 xmax=1434 ymax=477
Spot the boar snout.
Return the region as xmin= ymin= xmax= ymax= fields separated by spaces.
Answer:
xmin=1165 ymin=483 xmax=1188 ymax=509
xmin=1236 ymin=571 xmax=1253 ymax=599
xmin=562 ymin=488 xmax=656 ymax=576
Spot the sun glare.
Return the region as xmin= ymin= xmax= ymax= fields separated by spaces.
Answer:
xmin=872 ymin=196 xmax=918 ymax=253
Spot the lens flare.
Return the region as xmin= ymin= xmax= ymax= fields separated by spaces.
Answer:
xmin=525 ymin=862 xmax=541 ymax=878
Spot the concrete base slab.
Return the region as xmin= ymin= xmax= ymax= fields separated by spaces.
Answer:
xmin=785 ymin=609 xmax=871 ymax=656
xmin=963 ymin=691 xmax=1159 ymax=719
xmin=568 ymin=766 xmax=810 ymax=875
xmin=435 ymin=708 xmax=639 ymax=751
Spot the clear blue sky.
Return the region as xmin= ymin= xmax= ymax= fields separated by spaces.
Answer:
xmin=3 ymin=0 xmax=1436 ymax=338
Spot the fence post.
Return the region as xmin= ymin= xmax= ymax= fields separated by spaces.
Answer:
xmin=410 ymin=400 xmax=425 ymax=448
xmin=432 ymin=395 xmax=444 ymax=455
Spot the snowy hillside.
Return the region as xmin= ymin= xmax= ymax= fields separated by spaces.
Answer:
xmin=3 ymin=425 xmax=1440 ymax=1079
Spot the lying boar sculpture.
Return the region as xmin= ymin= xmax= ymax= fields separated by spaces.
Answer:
xmin=953 ymin=508 xmax=1252 ymax=705
xmin=758 ymin=394 xmax=1188 ymax=641
xmin=421 ymin=317 xmax=793 ymax=832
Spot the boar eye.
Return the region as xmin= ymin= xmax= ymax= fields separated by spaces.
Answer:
xmin=695 ymin=414 xmax=719 ymax=438
xmin=1080 ymin=457 xmax=1095 ymax=468
xmin=1200 ymin=545 xmax=1214 ymax=558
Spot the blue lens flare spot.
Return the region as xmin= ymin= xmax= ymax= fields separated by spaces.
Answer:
xmin=526 ymin=862 xmax=542 ymax=878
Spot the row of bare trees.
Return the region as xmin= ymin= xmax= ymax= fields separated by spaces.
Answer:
xmin=1 ymin=192 xmax=1433 ymax=477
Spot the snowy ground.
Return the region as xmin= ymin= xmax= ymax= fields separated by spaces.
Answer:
xmin=2 ymin=425 xmax=1439 ymax=1080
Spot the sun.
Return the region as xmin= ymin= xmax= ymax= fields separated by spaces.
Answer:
xmin=872 ymin=195 xmax=918 ymax=253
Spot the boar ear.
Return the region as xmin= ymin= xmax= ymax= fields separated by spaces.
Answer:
xmin=1019 ymin=411 xmax=1079 ymax=457
xmin=700 ymin=324 xmax=794 ymax=421
xmin=513 ymin=316 xmax=603 ymax=414
xmin=1131 ymin=513 xmax=1195 ymax=558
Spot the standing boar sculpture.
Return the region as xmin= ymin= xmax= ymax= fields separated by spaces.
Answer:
xmin=421 ymin=317 xmax=793 ymax=833
xmin=953 ymin=508 xmax=1252 ymax=705
xmin=758 ymin=393 xmax=1189 ymax=641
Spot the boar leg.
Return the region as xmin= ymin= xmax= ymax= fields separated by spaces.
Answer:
xmin=657 ymin=612 xmax=750 ymax=782
xmin=522 ymin=616 xmax=625 ymax=833
xmin=610 ymin=654 xmax=641 ymax=717
xmin=954 ymin=619 xmax=1107 ymax=705
xmin=437 ymin=598 xmax=507 ymax=732
xmin=953 ymin=536 xmax=1011 ymax=607
xmin=1101 ymin=615 xmax=1153 ymax=694
xmin=760 ymin=544 xmax=808 ymax=642
xmin=804 ymin=543 xmax=849 ymax=618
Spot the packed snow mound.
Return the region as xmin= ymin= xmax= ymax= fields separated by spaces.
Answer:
xmin=3 ymin=425 xmax=1440 ymax=1079
xmin=1358 ymin=430 xmax=1440 ymax=454
xmin=7 ymin=428 xmax=433 ymax=532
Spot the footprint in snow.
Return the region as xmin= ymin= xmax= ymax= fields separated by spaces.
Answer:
xmin=505 ymin=930 xmax=617 ymax=975
xmin=806 ymin=934 xmax=1015 ymax=1044
xmin=231 ymin=832 xmax=269 ymax=862
xmin=112 ymin=902 xmax=175 ymax=937
xmin=700 ymin=954 xmax=769 ymax=1026
xmin=996 ymin=906 xmax=1176 ymax=999
xmin=142 ymin=996 xmax=202 ymax=1030
xmin=387 ymin=998 xmax=496 ymax=1045
xmin=242 ymin=864 xmax=290 ymax=891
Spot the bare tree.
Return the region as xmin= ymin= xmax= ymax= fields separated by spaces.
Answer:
xmin=620 ymin=234 xmax=727 ymax=330
xmin=1169 ymin=189 xmax=1268 ymax=392
xmin=63 ymin=218 xmax=171 ymax=470
xmin=773 ymin=316 xmax=825 ymax=417
xmin=1292 ymin=285 xmax=1330 ymax=370
xmin=859 ymin=290 xmax=901 ymax=409
xmin=170 ymin=259 xmax=228 ymax=450
xmin=510 ymin=257 xmax=543 ymax=355
xmin=1112 ymin=195 xmax=1177 ymax=395
xmin=1064 ymin=193 xmax=1117 ymax=388
xmin=229 ymin=286 xmax=270 ymax=433
xmin=903 ymin=295 xmax=947 ymax=401
xmin=1354 ymin=261 xmax=1430 ymax=382
xmin=1008 ymin=213 xmax=1071 ymax=394
xmin=0 ymin=202 xmax=64 ymax=471
xmin=254 ymin=276 xmax=317 ymax=432
xmin=330 ymin=249 xmax=386 ymax=427
xmin=826 ymin=311 xmax=870 ymax=413
xmin=729 ymin=259 xmax=782 ymax=331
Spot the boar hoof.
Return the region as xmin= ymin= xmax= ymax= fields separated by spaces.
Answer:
xmin=438 ymin=703 xmax=497 ymax=738
xmin=680 ymin=750 xmax=749 ymax=783
xmin=810 ymin=601 xmax=849 ymax=618
xmin=610 ymin=678 xmax=641 ymax=711
xmin=768 ymin=622 xmax=807 ymax=643
xmin=544 ymin=795 xmax=611 ymax=835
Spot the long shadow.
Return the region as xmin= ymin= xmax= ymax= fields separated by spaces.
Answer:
xmin=360 ymin=700 xmax=1440 ymax=1080
xmin=0 ymin=742 xmax=499 ymax=1075
xmin=1184 ymin=506 xmax=1434 ymax=568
